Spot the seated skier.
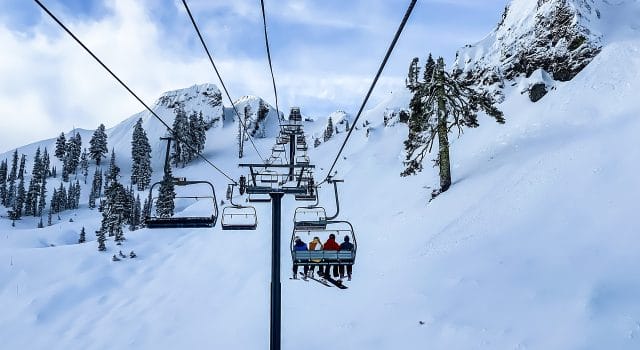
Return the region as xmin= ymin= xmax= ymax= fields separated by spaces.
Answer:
xmin=339 ymin=236 xmax=354 ymax=281
xmin=292 ymin=236 xmax=309 ymax=279
xmin=307 ymin=236 xmax=323 ymax=277
xmin=323 ymin=233 xmax=340 ymax=279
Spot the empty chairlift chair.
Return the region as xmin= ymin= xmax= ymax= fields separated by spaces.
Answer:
xmin=221 ymin=205 xmax=257 ymax=230
xmin=295 ymin=154 xmax=310 ymax=166
xmin=221 ymin=184 xmax=258 ymax=230
xmin=293 ymin=206 xmax=327 ymax=230
xmin=145 ymin=178 xmax=219 ymax=229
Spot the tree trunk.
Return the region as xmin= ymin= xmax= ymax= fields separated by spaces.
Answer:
xmin=437 ymin=102 xmax=451 ymax=192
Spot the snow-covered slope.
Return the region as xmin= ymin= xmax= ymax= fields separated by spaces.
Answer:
xmin=2 ymin=0 xmax=640 ymax=349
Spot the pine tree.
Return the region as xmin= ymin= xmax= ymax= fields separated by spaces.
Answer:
xmin=50 ymin=188 xmax=59 ymax=214
xmin=47 ymin=209 xmax=52 ymax=226
xmin=25 ymin=177 xmax=37 ymax=216
xmin=78 ymin=227 xmax=86 ymax=243
xmin=89 ymin=168 xmax=102 ymax=209
xmin=402 ymin=57 xmax=505 ymax=193
xmin=12 ymin=176 xmax=26 ymax=220
xmin=89 ymin=124 xmax=108 ymax=166
xmin=130 ymin=118 xmax=152 ymax=191
xmin=57 ymin=182 xmax=67 ymax=211
xmin=18 ymin=154 xmax=26 ymax=180
xmin=6 ymin=150 xmax=18 ymax=208
xmin=141 ymin=193 xmax=151 ymax=227
xmin=37 ymin=175 xmax=47 ymax=217
xmin=314 ymin=137 xmax=321 ymax=148
xmin=171 ymin=105 xmax=189 ymax=167
xmin=42 ymin=148 xmax=51 ymax=178
xmin=25 ymin=148 xmax=43 ymax=216
xmin=101 ymin=173 xmax=127 ymax=242
xmin=406 ymin=57 xmax=421 ymax=92
xmin=51 ymin=166 xmax=57 ymax=178
xmin=130 ymin=194 xmax=141 ymax=231
xmin=423 ymin=54 xmax=436 ymax=83
xmin=156 ymin=168 xmax=176 ymax=218
xmin=80 ymin=148 xmax=89 ymax=184
xmin=96 ymin=228 xmax=106 ymax=251
xmin=112 ymin=186 xmax=126 ymax=244
xmin=61 ymin=156 xmax=70 ymax=182
xmin=324 ymin=117 xmax=334 ymax=142
xmin=0 ymin=160 xmax=7 ymax=206
xmin=37 ymin=217 xmax=43 ymax=229
xmin=257 ymin=100 xmax=269 ymax=123
xmin=189 ymin=111 xmax=206 ymax=162
xmin=105 ymin=150 xmax=120 ymax=188
xmin=55 ymin=132 xmax=66 ymax=161
xmin=64 ymin=132 xmax=82 ymax=176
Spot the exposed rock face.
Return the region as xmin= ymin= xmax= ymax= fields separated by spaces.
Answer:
xmin=529 ymin=83 xmax=549 ymax=102
xmin=454 ymin=0 xmax=603 ymax=102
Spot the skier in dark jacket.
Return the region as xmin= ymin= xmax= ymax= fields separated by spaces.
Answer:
xmin=292 ymin=236 xmax=309 ymax=279
xmin=323 ymin=234 xmax=340 ymax=278
xmin=339 ymin=236 xmax=354 ymax=281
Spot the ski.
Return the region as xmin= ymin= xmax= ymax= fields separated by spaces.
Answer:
xmin=303 ymin=272 xmax=333 ymax=287
xmin=319 ymin=272 xmax=348 ymax=289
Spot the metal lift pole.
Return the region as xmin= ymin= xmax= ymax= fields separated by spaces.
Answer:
xmin=160 ymin=136 xmax=172 ymax=174
xmin=288 ymin=133 xmax=295 ymax=181
xmin=269 ymin=191 xmax=285 ymax=350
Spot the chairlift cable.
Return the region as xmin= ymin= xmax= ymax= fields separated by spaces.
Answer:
xmin=33 ymin=0 xmax=238 ymax=184
xmin=181 ymin=0 xmax=266 ymax=163
xmin=259 ymin=0 xmax=290 ymax=165
xmin=320 ymin=0 xmax=417 ymax=185
xmin=260 ymin=0 xmax=283 ymax=124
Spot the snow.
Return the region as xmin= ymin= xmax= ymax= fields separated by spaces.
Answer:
xmin=2 ymin=0 xmax=640 ymax=348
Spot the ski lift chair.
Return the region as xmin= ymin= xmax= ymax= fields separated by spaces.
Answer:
xmin=295 ymin=155 xmax=310 ymax=166
xmin=291 ymin=221 xmax=357 ymax=269
xmin=296 ymin=143 xmax=308 ymax=152
xmin=293 ymin=206 xmax=327 ymax=230
xmin=221 ymin=184 xmax=257 ymax=230
xmin=145 ymin=178 xmax=219 ymax=228
xmin=221 ymin=205 xmax=258 ymax=230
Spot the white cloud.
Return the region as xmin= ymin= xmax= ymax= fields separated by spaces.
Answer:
xmin=0 ymin=0 xmax=509 ymax=152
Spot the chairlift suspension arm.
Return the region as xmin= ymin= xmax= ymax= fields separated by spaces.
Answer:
xmin=161 ymin=136 xmax=172 ymax=174
xmin=325 ymin=179 xmax=344 ymax=220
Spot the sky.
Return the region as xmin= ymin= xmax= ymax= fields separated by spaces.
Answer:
xmin=0 ymin=0 xmax=509 ymax=153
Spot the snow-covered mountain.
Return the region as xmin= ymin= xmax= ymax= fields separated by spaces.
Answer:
xmin=2 ymin=0 xmax=640 ymax=349
xmin=454 ymin=0 xmax=604 ymax=101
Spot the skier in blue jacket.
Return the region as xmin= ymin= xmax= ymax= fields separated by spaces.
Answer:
xmin=292 ymin=236 xmax=309 ymax=279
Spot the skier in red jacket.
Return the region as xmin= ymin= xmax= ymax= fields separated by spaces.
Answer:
xmin=323 ymin=234 xmax=340 ymax=278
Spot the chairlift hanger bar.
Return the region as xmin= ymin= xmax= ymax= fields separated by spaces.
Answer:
xmin=33 ymin=0 xmax=237 ymax=184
